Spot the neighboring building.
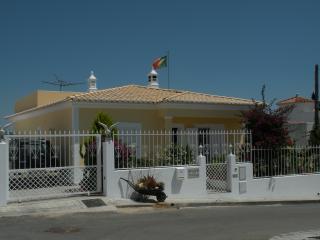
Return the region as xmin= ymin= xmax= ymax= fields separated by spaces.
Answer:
xmin=277 ymin=95 xmax=315 ymax=145
xmin=6 ymin=70 xmax=256 ymax=133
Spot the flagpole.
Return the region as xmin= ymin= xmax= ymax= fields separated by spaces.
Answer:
xmin=167 ymin=50 xmax=170 ymax=89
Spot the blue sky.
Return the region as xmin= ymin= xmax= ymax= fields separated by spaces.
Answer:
xmin=1 ymin=0 xmax=320 ymax=125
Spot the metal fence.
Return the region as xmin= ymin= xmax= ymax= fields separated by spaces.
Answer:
xmin=245 ymin=146 xmax=320 ymax=178
xmin=113 ymin=129 xmax=251 ymax=169
xmin=5 ymin=131 xmax=101 ymax=201
xmin=113 ymin=129 xmax=320 ymax=179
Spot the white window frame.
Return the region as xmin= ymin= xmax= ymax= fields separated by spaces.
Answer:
xmin=194 ymin=124 xmax=225 ymax=160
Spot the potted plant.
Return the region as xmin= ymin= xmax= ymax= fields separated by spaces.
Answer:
xmin=135 ymin=175 xmax=164 ymax=191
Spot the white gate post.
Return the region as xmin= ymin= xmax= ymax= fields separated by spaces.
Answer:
xmin=197 ymin=152 xmax=207 ymax=194
xmin=103 ymin=139 xmax=115 ymax=197
xmin=96 ymin=135 xmax=102 ymax=193
xmin=227 ymin=153 xmax=239 ymax=193
xmin=0 ymin=140 xmax=9 ymax=206
xmin=72 ymin=135 xmax=82 ymax=184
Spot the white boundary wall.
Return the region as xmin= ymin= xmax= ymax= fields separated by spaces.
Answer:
xmin=104 ymin=139 xmax=207 ymax=199
xmin=103 ymin=140 xmax=320 ymax=201
xmin=233 ymin=162 xmax=320 ymax=201
xmin=109 ymin=167 xmax=207 ymax=199
xmin=0 ymin=139 xmax=319 ymax=204
xmin=0 ymin=141 xmax=8 ymax=206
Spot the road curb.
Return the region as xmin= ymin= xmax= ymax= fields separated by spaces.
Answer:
xmin=116 ymin=203 xmax=155 ymax=208
xmin=115 ymin=199 xmax=320 ymax=209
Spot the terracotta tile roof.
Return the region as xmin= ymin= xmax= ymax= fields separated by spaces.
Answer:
xmin=6 ymin=85 xmax=256 ymax=119
xmin=277 ymin=96 xmax=313 ymax=105
xmin=67 ymin=85 xmax=255 ymax=105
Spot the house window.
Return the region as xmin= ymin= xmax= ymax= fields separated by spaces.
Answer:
xmin=198 ymin=128 xmax=210 ymax=146
xmin=171 ymin=125 xmax=184 ymax=145
xmin=172 ymin=128 xmax=178 ymax=145
xmin=198 ymin=128 xmax=210 ymax=159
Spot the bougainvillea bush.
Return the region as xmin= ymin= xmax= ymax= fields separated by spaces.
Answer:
xmin=241 ymin=85 xmax=294 ymax=149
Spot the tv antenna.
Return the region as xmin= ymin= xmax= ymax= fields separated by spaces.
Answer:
xmin=42 ymin=74 xmax=85 ymax=91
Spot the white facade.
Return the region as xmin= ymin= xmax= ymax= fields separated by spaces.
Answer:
xmin=279 ymin=99 xmax=315 ymax=145
xmin=287 ymin=102 xmax=314 ymax=123
xmin=287 ymin=122 xmax=313 ymax=145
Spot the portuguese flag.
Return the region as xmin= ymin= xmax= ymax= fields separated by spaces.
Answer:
xmin=152 ymin=56 xmax=167 ymax=69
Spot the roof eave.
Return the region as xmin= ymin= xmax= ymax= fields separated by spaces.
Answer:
xmin=5 ymin=100 xmax=72 ymax=122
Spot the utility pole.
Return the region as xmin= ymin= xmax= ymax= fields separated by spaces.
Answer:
xmin=314 ymin=64 xmax=319 ymax=129
xmin=167 ymin=50 xmax=170 ymax=89
xmin=310 ymin=64 xmax=320 ymax=145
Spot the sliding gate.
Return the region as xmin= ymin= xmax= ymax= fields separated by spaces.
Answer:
xmin=6 ymin=132 xmax=102 ymax=202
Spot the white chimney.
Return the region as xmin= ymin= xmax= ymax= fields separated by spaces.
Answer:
xmin=88 ymin=70 xmax=97 ymax=92
xmin=148 ymin=68 xmax=159 ymax=88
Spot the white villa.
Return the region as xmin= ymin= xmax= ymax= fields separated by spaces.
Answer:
xmin=277 ymin=95 xmax=315 ymax=145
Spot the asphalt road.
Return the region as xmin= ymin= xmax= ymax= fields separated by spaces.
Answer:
xmin=0 ymin=203 xmax=320 ymax=240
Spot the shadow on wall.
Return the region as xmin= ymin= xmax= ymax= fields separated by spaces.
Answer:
xmin=268 ymin=178 xmax=276 ymax=192
xmin=171 ymin=170 xmax=182 ymax=194
xmin=119 ymin=171 xmax=135 ymax=198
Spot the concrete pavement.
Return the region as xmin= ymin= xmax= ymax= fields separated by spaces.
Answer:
xmin=1 ymin=195 xmax=320 ymax=217
xmin=0 ymin=196 xmax=116 ymax=217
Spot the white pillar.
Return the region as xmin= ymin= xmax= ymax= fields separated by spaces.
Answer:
xmin=72 ymin=138 xmax=82 ymax=184
xmin=197 ymin=154 xmax=207 ymax=194
xmin=0 ymin=141 xmax=9 ymax=206
xmin=103 ymin=139 xmax=115 ymax=197
xmin=227 ymin=153 xmax=239 ymax=194
xmin=71 ymin=107 xmax=81 ymax=181
xmin=96 ymin=135 xmax=102 ymax=193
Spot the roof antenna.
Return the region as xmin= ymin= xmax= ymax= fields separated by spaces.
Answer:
xmin=42 ymin=74 xmax=85 ymax=91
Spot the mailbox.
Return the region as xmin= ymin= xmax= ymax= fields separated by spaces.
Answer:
xmin=175 ymin=167 xmax=185 ymax=180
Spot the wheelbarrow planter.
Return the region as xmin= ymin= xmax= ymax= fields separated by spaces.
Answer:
xmin=120 ymin=178 xmax=167 ymax=202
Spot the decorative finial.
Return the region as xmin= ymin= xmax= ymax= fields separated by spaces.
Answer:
xmin=89 ymin=71 xmax=96 ymax=80
xmin=0 ymin=123 xmax=12 ymax=143
xmin=98 ymin=122 xmax=119 ymax=139
xmin=149 ymin=68 xmax=158 ymax=75
xmin=199 ymin=145 xmax=203 ymax=156
xmin=229 ymin=144 xmax=233 ymax=154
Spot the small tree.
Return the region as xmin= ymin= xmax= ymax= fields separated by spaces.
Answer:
xmin=242 ymin=85 xmax=294 ymax=149
xmin=80 ymin=112 xmax=117 ymax=164
xmin=90 ymin=112 xmax=132 ymax=168
xmin=309 ymin=127 xmax=320 ymax=145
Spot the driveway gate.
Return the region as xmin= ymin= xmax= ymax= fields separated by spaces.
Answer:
xmin=6 ymin=132 xmax=102 ymax=202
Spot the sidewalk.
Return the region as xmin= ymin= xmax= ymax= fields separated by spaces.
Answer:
xmin=0 ymin=196 xmax=165 ymax=217
xmin=1 ymin=196 xmax=320 ymax=217
xmin=0 ymin=196 xmax=116 ymax=217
